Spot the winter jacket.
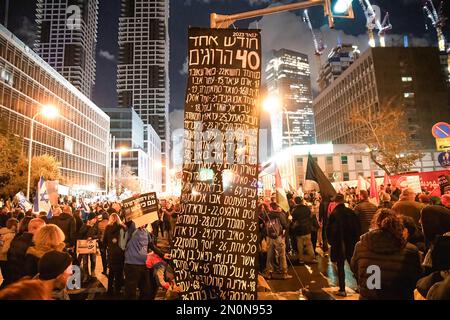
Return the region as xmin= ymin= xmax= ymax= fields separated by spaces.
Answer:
xmin=416 ymin=271 xmax=444 ymax=299
xmin=354 ymin=200 xmax=378 ymax=234
xmin=48 ymin=213 xmax=77 ymax=246
xmin=392 ymin=200 xmax=425 ymax=226
xmin=124 ymin=222 xmax=164 ymax=265
xmin=97 ymin=220 xmax=109 ymax=242
xmin=23 ymin=242 xmax=66 ymax=278
xmin=351 ymin=229 xmax=422 ymax=300
xmin=7 ymin=232 xmax=34 ymax=282
xmin=291 ymin=204 xmax=313 ymax=237
xmin=78 ymin=223 xmax=99 ymax=241
xmin=427 ymin=277 xmax=450 ymax=300
xmin=104 ymin=224 xmax=126 ymax=270
xmin=0 ymin=227 xmax=16 ymax=261
xmin=420 ymin=205 xmax=450 ymax=246
xmin=326 ymin=204 xmax=361 ymax=262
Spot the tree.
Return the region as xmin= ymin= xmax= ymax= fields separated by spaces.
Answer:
xmin=349 ymin=99 xmax=422 ymax=175
xmin=116 ymin=165 xmax=140 ymax=194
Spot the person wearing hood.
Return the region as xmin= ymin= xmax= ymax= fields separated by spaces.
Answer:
xmin=0 ymin=218 xmax=19 ymax=288
xmin=48 ymin=205 xmax=77 ymax=248
xmin=8 ymin=218 xmax=46 ymax=283
xmin=23 ymin=225 xmax=66 ymax=278
xmin=420 ymin=201 xmax=450 ymax=249
xmin=351 ymin=209 xmax=422 ymax=300
xmin=326 ymin=194 xmax=361 ymax=297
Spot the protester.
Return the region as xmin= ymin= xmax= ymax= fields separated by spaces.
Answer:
xmin=420 ymin=202 xmax=450 ymax=248
xmin=24 ymin=225 xmax=66 ymax=278
xmin=0 ymin=218 xmax=19 ymax=288
xmin=7 ymin=218 xmax=46 ymax=283
xmin=48 ymin=205 xmax=77 ymax=249
xmin=37 ymin=250 xmax=73 ymax=300
xmin=291 ymin=197 xmax=317 ymax=264
xmin=392 ymin=188 xmax=425 ymax=225
xmin=379 ymin=192 xmax=393 ymax=209
xmin=123 ymin=220 xmax=168 ymax=300
xmin=318 ymin=195 xmax=333 ymax=252
xmin=351 ymin=209 xmax=422 ymax=300
xmin=146 ymin=252 xmax=179 ymax=299
xmin=0 ymin=279 xmax=52 ymax=300
xmin=354 ymin=190 xmax=378 ymax=234
xmin=263 ymin=202 xmax=292 ymax=280
xmin=78 ymin=212 xmax=99 ymax=282
xmin=97 ymin=211 xmax=109 ymax=275
xmin=326 ymin=193 xmax=361 ymax=297
xmin=104 ymin=213 xmax=126 ymax=296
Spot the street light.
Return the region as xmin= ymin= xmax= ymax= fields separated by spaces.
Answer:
xmin=262 ymin=95 xmax=296 ymax=190
xmin=333 ymin=0 xmax=353 ymax=14
xmin=27 ymin=105 xmax=59 ymax=200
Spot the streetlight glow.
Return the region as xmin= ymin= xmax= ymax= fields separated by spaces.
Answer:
xmin=41 ymin=104 xmax=59 ymax=119
xmin=263 ymin=96 xmax=282 ymax=113
xmin=333 ymin=0 xmax=353 ymax=14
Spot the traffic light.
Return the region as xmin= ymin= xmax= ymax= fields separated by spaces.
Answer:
xmin=324 ymin=0 xmax=355 ymax=28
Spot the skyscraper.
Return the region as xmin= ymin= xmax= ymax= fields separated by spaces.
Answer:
xmin=117 ymin=0 xmax=170 ymax=192
xmin=318 ymin=43 xmax=361 ymax=92
xmin=34 ymin=0 xmax=98 ymax=98
xmin=266 ymin=49 xmax=316 ymax=153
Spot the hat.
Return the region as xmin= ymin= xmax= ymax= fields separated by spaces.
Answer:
xmin=88 ymin=212 xmax=97 ymax=221
xmin=38 ymin=251 xmax=72 ymax=280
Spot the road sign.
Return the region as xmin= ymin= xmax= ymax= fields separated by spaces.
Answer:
xmin=438 ymin=152 xmax=450 ymax=168
xmin=436 ymin=137 xmax=450 ymax=151
xmin=432 ymin=122 xmax=450 ymax=139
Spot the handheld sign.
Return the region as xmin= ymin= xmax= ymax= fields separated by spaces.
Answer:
xmin=438 ymin=174 xmax=450 ymax=194
xmin=432 ymin=122 xmax=450 ymax=139
xmin=122 ymin=192 xmax=159 ymax=228
xmin=172 ymin=28 xmax=261 ymax=301
xmin=77 ymin=239 xmax=97 ymax=254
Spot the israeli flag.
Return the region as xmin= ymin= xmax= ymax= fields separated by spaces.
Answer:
xmin=33 ymin=177 xmax=52 ymax=217
xmin=16 ymin=191 xmax=33 ymax=212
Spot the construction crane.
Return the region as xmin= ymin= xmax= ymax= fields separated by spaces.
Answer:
xmin=303 ymin=9 xmax=326 ymax=68
xmin=423 ymin=0 xmax=447 ymax=52
xmin=359 ymin=0 xmax=392 ymax=47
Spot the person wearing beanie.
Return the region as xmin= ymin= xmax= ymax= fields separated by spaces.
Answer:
xmin=37 ymin=250 xmax=73 ymax=300
xmin=77 ymin=213 xmax=99 ymax=282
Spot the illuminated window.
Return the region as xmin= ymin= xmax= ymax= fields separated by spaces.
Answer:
xmin=401 ymin=76 xmax=413 ymax=82
xmin=404 ymin=92 xmax=415 ymax=98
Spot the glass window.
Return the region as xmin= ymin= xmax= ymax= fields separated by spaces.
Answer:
xmin=404 ymin=92 xmax=415 ymax=98
xmin=343 ymin=172 xmax=350 ymax=181
xmin=341 ymin=156 xmax=348 ymax=165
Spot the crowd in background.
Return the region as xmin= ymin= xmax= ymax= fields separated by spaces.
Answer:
xmin=0 ymin=184 xmax=449 ymax=300
xmin=257 ymin=185 xmax=450 ymax=299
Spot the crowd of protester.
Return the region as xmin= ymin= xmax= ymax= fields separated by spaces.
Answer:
xmin=0 ymin=183 xmax=449 ymax=300
xmin=0 ymin=197 xmax=180 ymax=300
xmin=257 ymin=185 xmax=450 ymax=299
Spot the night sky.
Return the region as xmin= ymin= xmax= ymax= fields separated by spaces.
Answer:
xmin=2 ymin=0 xmax=450 ymax=123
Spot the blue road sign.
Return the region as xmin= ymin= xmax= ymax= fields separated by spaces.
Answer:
xmin=432 ymin=122 xmax=450 ymax=139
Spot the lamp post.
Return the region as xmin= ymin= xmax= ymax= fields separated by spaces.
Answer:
xmin=263 ymin=96 xmax=296 ymax=189
xmin=27 ymin=105 xmax=59 ymax=200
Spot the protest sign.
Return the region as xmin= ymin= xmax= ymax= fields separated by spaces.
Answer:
xmin=122 ymin=192 xmax=159 ymax=228
xmin=77 ymin=239 xmax=97 ymax=254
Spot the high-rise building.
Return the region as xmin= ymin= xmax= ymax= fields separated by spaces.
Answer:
xmin=314 ymin=47 xmax=450 ymax=150
xmin=105 ymin=107 xmax=162 ymax=193
xmin=318 ymin=44 xmax=361 ymax=92
xmin=34 ymin=0 xmax=98 ymax=98
xmin=117 ymin=0 xmax=170 ymax=192
xmin=0 ymin=24 xmax=109 ymax=191
xmin=265 ymin=49 xmax=316 ymax=153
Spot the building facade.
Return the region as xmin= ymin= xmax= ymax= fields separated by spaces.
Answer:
xmin=117 ymin=0 xmax=170 ymax=191
xmin=35 ymin=0 xmax=98 ymax=98
xmin=0 ymin=24 xmax=109 ymax=191
xmin=314 ymin=47 xmax=450 ymax=150
xmin=318 ymin=43 xmax=360 ymax=92
xmin=105 ymin=107 xmax=162 ymax=193
xmin=265 ymin=49 xmax=316 ymax=153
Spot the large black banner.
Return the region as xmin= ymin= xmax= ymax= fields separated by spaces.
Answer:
xmin=171 ymin=28 xmax=261 ymax=300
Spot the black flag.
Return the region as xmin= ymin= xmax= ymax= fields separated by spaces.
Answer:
xmin=305 ymin=153 xmax=337 ymax=200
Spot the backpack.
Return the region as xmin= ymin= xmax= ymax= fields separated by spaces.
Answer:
xmin=265 ymin=217 xmax=282 ymax=239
